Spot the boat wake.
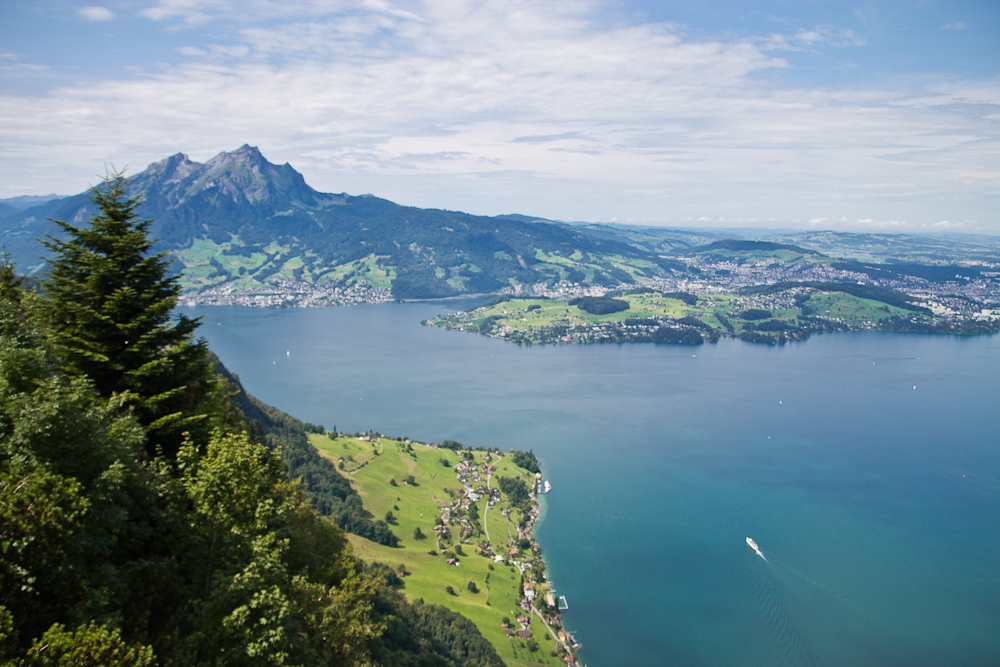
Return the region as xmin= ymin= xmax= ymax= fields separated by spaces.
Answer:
xmin=749 ymin=549 xmax=821 ymax=667
xmin=750 ymin=543 xmax=959 ymax=665
xmin=767 ymin=558 xmax=958 ymax=664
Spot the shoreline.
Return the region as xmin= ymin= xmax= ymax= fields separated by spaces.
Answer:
xmin=446 ymin=448 xmax=584 ymax=666
xmin=501 ymin=470 xmax=582 ymax=665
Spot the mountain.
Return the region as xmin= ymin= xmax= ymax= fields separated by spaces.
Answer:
xmin=0 ymin=193 xmax=64 ymax=213
xmin=0 ymin=145 xmax=687 ymax=298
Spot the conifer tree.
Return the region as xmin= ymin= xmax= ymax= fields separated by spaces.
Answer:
xmin=0 ymin=253 xmax=24 ymax=303
xmin=42 ymin=170 xmax=218 ymax=458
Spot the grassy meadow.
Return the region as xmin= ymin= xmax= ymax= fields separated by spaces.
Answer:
xmin=309 ymin=433 xmax=565 ymax=666
xmin=172 ymin=236 xmax=395 ymax=293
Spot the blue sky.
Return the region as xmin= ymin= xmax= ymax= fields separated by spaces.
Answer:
xmin=1 ymin=1 xmax=997 ymax=233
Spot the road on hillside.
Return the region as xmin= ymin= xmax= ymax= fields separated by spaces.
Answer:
xmin=483 ymin=452 xmax=496 ymax=546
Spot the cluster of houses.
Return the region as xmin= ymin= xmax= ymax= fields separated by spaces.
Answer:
xmin=189 ymin=275 xmax=393 ymax=308
xmin=431 ymin=452 xmax=501 ymax=564
xmin=501 ymin=614 xmax=534 ymax=641
xmin=334 ymin=437 xmax=581 ymax=663
xmin=453 ymin=455 xmax=497 ymax=498
xmin=428 ymin=449 xmax=582 ymax=665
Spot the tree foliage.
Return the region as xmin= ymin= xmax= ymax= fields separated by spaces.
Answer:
xmin=41 ymin=172 xmax=220 ymax=459
xmin=652 ymin=327 xmax=704 ymax=345
xmin=661 ymin=291 xmax=698 ymax=306
xmin=211 ymin=358 xmax=398 ymax=547
xmin=497 ymin=476 xmax=532 ymax=512
xmin=370 ymin=590 xmax=503 ymax=667
xmin=568 ymin=296 xmax=630 ymax=315
xmin=21 ymin=622 xmax=155 ymax=667
xmin=740 ymin=309 xmax=773 ymax=321
xmin=508 ymin=449 xmax=540 ymax=474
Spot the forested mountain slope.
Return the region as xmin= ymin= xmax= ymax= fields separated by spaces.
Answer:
xmin=0 ymin=146 xmax=685 ymax=299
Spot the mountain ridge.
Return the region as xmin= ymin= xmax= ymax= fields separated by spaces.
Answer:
xmin=4 ymin=146 xmax=998 ymax=303
xmin=0 ymin=145 xmax=682 ymax=299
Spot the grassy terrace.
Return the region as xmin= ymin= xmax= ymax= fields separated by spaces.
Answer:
xmin=310 ymin=433 xmax=568 ymax=666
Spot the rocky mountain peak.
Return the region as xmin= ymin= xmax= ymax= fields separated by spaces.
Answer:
xmin=203 ymin=144 xmax=268 ymax=172
xmin=141 ymin=153 xmax=202 ymax=185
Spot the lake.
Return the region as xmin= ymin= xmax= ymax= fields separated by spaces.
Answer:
xmin=190 ymin=302 xmax=1000 ymax=667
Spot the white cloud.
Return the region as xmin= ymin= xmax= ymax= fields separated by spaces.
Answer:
xmin=1 ymin=1 xmax=998 ymax=231
xmin=761 ymin=24 xmax=866 ymax=51
xmin=78 ymin=6 xmax=115 ymax=21
xmin=141 ymin=0 xmax=214 ymax=26
xmin=941 ymin=22 xmax=968 ymax=31
xmin=0 ymin=51 xmax=49 ymax=72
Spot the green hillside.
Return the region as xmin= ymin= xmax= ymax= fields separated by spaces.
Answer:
xmin=311 ymin=433 xmax=578 ymax=666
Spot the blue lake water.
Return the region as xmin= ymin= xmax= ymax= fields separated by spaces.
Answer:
xmin=190 ymin=303 xmax=1000 ymax=667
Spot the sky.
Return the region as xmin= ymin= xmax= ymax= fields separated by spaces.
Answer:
xmin=1 ymin=1 xmax=998 ymax=234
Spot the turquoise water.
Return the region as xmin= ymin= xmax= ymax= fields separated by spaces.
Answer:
xmin=191 ymin=304 xmax=1000 ymax=666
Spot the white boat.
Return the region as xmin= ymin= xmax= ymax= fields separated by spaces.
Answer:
xmin=746 ymin=537 xmax=766 ymax=560
xmin=537 ymin=479 xmax=552 ymax=494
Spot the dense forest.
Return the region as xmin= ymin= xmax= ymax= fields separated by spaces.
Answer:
xmin=495 ymin=477 xmax=532 ymax=514
xmin=507 ymin=450 xmax=540 ymax=475
xmin=0 ymin=174 xmax=502 ymax=666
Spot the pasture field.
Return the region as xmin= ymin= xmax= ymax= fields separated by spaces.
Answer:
xmin=806 ymin=292 xmax=912 ymax=323
xmin=174 ymin=237 xmax=396 ymax=293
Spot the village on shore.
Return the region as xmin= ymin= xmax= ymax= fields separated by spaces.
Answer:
xmin=438 ymin=450 xmax=580 ymax=662
xmin=321 ymin=431 xmax=583 ymax=666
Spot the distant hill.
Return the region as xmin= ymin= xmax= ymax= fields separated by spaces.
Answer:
xmin=0 ymin=145 xmax=688 ymax=298
xmin=689 ymin=239 xmax=823 ymax=257
xmin=0 ymin=193 xmax=64 ymax=212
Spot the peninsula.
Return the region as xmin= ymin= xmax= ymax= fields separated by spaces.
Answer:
xmin=425 ymin=283 xmax=1000 ymax=346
